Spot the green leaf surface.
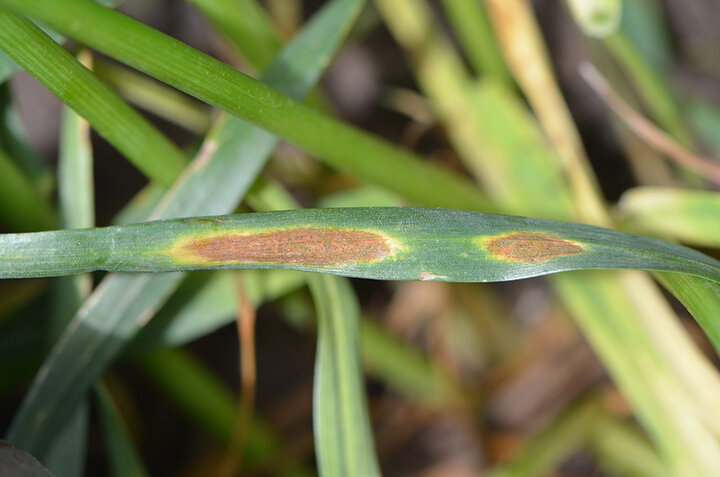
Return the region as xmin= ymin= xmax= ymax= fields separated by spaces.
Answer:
xmin=0 ymin=0 xmax=491 ymax=211
xmin=619 ymin=0 xmax=672 ymax=71
xmin=656 ymin=272 xmax=720 ymax=356
xmin=41 ymin=90 xmax=95 ymax=477
xmin=687 ymin=101 xmax=720 ymax=155
xmin=619 ymin=187 xmax=720 ymax=248
xmin=589 ymin=416 xmax=671 ymax=477
xmin=0 ymin=208 xmax=718 ymax=283
xmin=440 ymin=0 xmax=510 ymax=84
xmin=0 ymin=12 xmax=187 ymax=186
xmin=41 ymin=402 xmax=88 ymax=477
xmin=4 ymin=0 xmax=363 ymax=456
xmin=58 ymin=99 xmax=94 ymax=232
xmin=0 ymin=24 xmax=63 ymax=85
xmin=309 ymin=273 xmax=381 ymax=477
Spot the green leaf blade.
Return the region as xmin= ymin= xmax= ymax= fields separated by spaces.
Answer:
xmin=3 ymin=0 xmax=364 ymax=456
xmin=309 ymin=274 xmax=381 ymax=477
xmin=0 ymin=0 xmax=491 ymax=211
xmin=1 ymin=208 xmax=718 ymax=284
xmin=619 ymin=187 xmax=720 ymax=248
xmin=0 ymin=11 xmax=186 ymax=186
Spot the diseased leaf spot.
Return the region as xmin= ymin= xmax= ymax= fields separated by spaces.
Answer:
xmin=485 ymin=233 xmax=584 ymax=263
xmin=174 ymin=227 xmax=398 ymax=267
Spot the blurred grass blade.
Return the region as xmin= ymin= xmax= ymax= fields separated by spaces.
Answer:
xmin=565 ymin=0 xmax=622 ymax=37
xmin=588 ymin=416 xmax=671 ymax=477
xmin=4 ymin=0 xmax=364 ymax=457
xmin=112 ymin=183 xmax=168 ymax=226
xmin=555 ymin=271 xmax=720 ymax=473
xmin=618 ymin=187 xmax=720 ymax=247
xmin=309 ymin=274 xmax=380 ymax=477
xmin=688 ymin=101 xmax=720 ymax=156
xmin=581 ymin=64 xmax=720 ymax=185
xmin=52 ymin=49 xmax=95 ymax=339
xmin=94 ymin=61 xmax=211 ymax=134
xmin=361 ymin=317 xmax=461 ymax=406
xmin=57 ymin=60 xmax=95 ymax=232
xmin=139 ymin=207 xmax=461 ymax=408
xmin=464 ymin=83 xmax=574 ymax=220
xmin=0 ymin=148 xmax=55 ymax=231
xmin=656 ymin=273 xmax=720 ymax=356
xmin=10 ymin=271 xmax=182 ymax=455
xmin=128 ymin=270 xmax=305 ymax=352
xmin=0 ymin=49 xmax=15 ymax=83
xmin=1 ymin=208 xmax=719 ymax=283
xmin=188 ymin=0 xmax=280 ymax=71
xmin=316 ymin=185 xmax=402 ymax=208
xmin=191 ymin=0 xmax=329 ymax=114
xmin=0 ymin=0 xmax=120 ymax=83
xmin=41 ymin=402 xmax=88 ymax=477
xmin=41 ymin=51 xmax=96 ymax=477
xmin=95 ymin=384 xmax=148 ymax=477
xmin=0 ymin=12 xmax=187 ymax=186
xmin=439 ymin=0 xmax=510 ymax=85
xmin=604 ymin=32 xmax=692 ymax=148
xmin=618 ymin=0 xmax=671 ymax=71
xmin=485 ymin=0 xmax=608 ymax=226
xmin=128 ymin=268 xmax=460 ymax=406
xmin=0 ymin=0 xmax=492 ymax=211
xmin=374 ymin=0 xmax=568 ymax=220
xmin=384 ymin=1 xmax=720 ymax=471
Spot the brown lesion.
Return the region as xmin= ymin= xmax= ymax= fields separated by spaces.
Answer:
xmin=175 ymin=227 xmax=397 ymax=267
xmin=485 ymin=232 xmax=584 ymax=263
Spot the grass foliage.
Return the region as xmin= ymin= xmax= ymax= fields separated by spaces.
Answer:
xmin=0 ymin=0 xmax=719 ymax=476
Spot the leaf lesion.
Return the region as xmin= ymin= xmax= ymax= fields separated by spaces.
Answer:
xmin=168 ymin=227 xmax=403 ymax=267
xmin=480 ymin=232 xmax=585 ymax=264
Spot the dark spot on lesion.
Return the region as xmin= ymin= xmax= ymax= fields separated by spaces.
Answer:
xmin=486 ymin=232 xmax=584 ymax=263
xmin=177 ymin=227 xmax=396 ymax=267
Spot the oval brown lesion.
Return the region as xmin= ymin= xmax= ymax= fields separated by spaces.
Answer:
xmin=484 ymin=232 xmax=585 ymax=263
xmin=175 ymin=227 xmax=398 ymax=267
